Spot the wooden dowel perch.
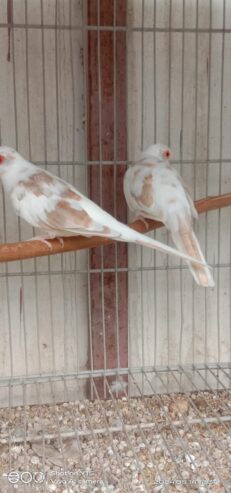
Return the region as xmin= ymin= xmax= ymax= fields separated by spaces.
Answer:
xmin=0 ymin=193 xmax=231 ymax=262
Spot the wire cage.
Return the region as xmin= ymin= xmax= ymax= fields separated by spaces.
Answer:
xmin=0 ymin=0 xmax=231 ymax=492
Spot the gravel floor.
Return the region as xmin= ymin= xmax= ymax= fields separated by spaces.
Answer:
xmin=0 ymin=389 xmax=230 ymax=492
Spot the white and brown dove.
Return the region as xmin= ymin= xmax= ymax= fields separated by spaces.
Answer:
xmin=123 ymin=144 xmax=214 ymax=287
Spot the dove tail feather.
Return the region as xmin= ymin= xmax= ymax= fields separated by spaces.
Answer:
xmin=171 ymin=227 xmax=214 ymax=287
xmin=110 ymin=221 xmax=206 ymax=266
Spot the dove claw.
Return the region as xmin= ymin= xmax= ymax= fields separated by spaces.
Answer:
xmin=135 ymin=215 xmax=149 ymax=231
xmin=26 ymin=234 xmax=65 ymax=249
xmin=26 ymin=236 xmax=53 ymax=249
xmin=56 ymin=236 xmax=64 ymax=247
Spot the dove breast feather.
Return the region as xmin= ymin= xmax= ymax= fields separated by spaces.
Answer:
xmin=124 ymin=164 xmax=194 ymax=232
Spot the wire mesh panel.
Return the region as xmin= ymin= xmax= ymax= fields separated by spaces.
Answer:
xmin=0 ymin=367 xmax=231 ymax=492
xmin=0 ymin=0 xmax=89 ymax=405
xmin=127 ymin=0 xmax=231 ymax=392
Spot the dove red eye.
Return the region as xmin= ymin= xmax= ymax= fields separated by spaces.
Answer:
xmin=163 ymin=149 xmax=171 ymax=160
xmin=0 ymin=155 xmax=5 ymax=165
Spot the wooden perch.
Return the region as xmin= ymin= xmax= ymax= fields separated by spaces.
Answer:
xmin=0 ymin=193 xmax=231 ymax=263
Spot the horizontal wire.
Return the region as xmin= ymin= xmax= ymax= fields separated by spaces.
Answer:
xmin=0 ymin=263 xmax=229 ymax=278
xmin=1 ymin=23 xmax=231 ymax=34
xmin=3 ymin=414 xmax=231 ymax=445
xmin=9 ymin=158 xmax=231 ymax=166
xmin=0 ymin=363 xmax=230 ymax=387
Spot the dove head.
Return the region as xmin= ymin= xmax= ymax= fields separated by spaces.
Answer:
xmin=0 ymin=146 xmax=25 ymax=172
xmin=0 ymin=147 xmax=33 ymax=191
xmin=141 ymin=144 xmax=172 ymax=164
xmin=0 ymin=146 xmax=17 ymax=165
xmin=0 ymin=147 xmax=32 ymax=192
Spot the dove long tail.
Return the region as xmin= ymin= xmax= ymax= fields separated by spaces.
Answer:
xmin=109 ymin=220 xmax=205 ymax=266
xmin=170 ymin=227 xmax=214 ymax=287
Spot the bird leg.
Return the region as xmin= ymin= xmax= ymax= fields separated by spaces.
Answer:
xmin=26 ymin=233 xmax=64 ymax=250
xmin=26 ymin=235 xmax=53 ymax=249
xmin=48 ymin=234 xmax=65 ymax=247
xmin=134 ymin=213 xmax=149 ymax=231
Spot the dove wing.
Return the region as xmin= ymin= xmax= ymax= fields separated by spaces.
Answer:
xmin=13 ymin=169 xmax=125 ymax=238
xmin=42 ymin=190 xmax=120 ymax=238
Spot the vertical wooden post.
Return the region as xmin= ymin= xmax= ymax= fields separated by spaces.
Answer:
xmin=87 ymin=0 xmax=128 ymax=397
